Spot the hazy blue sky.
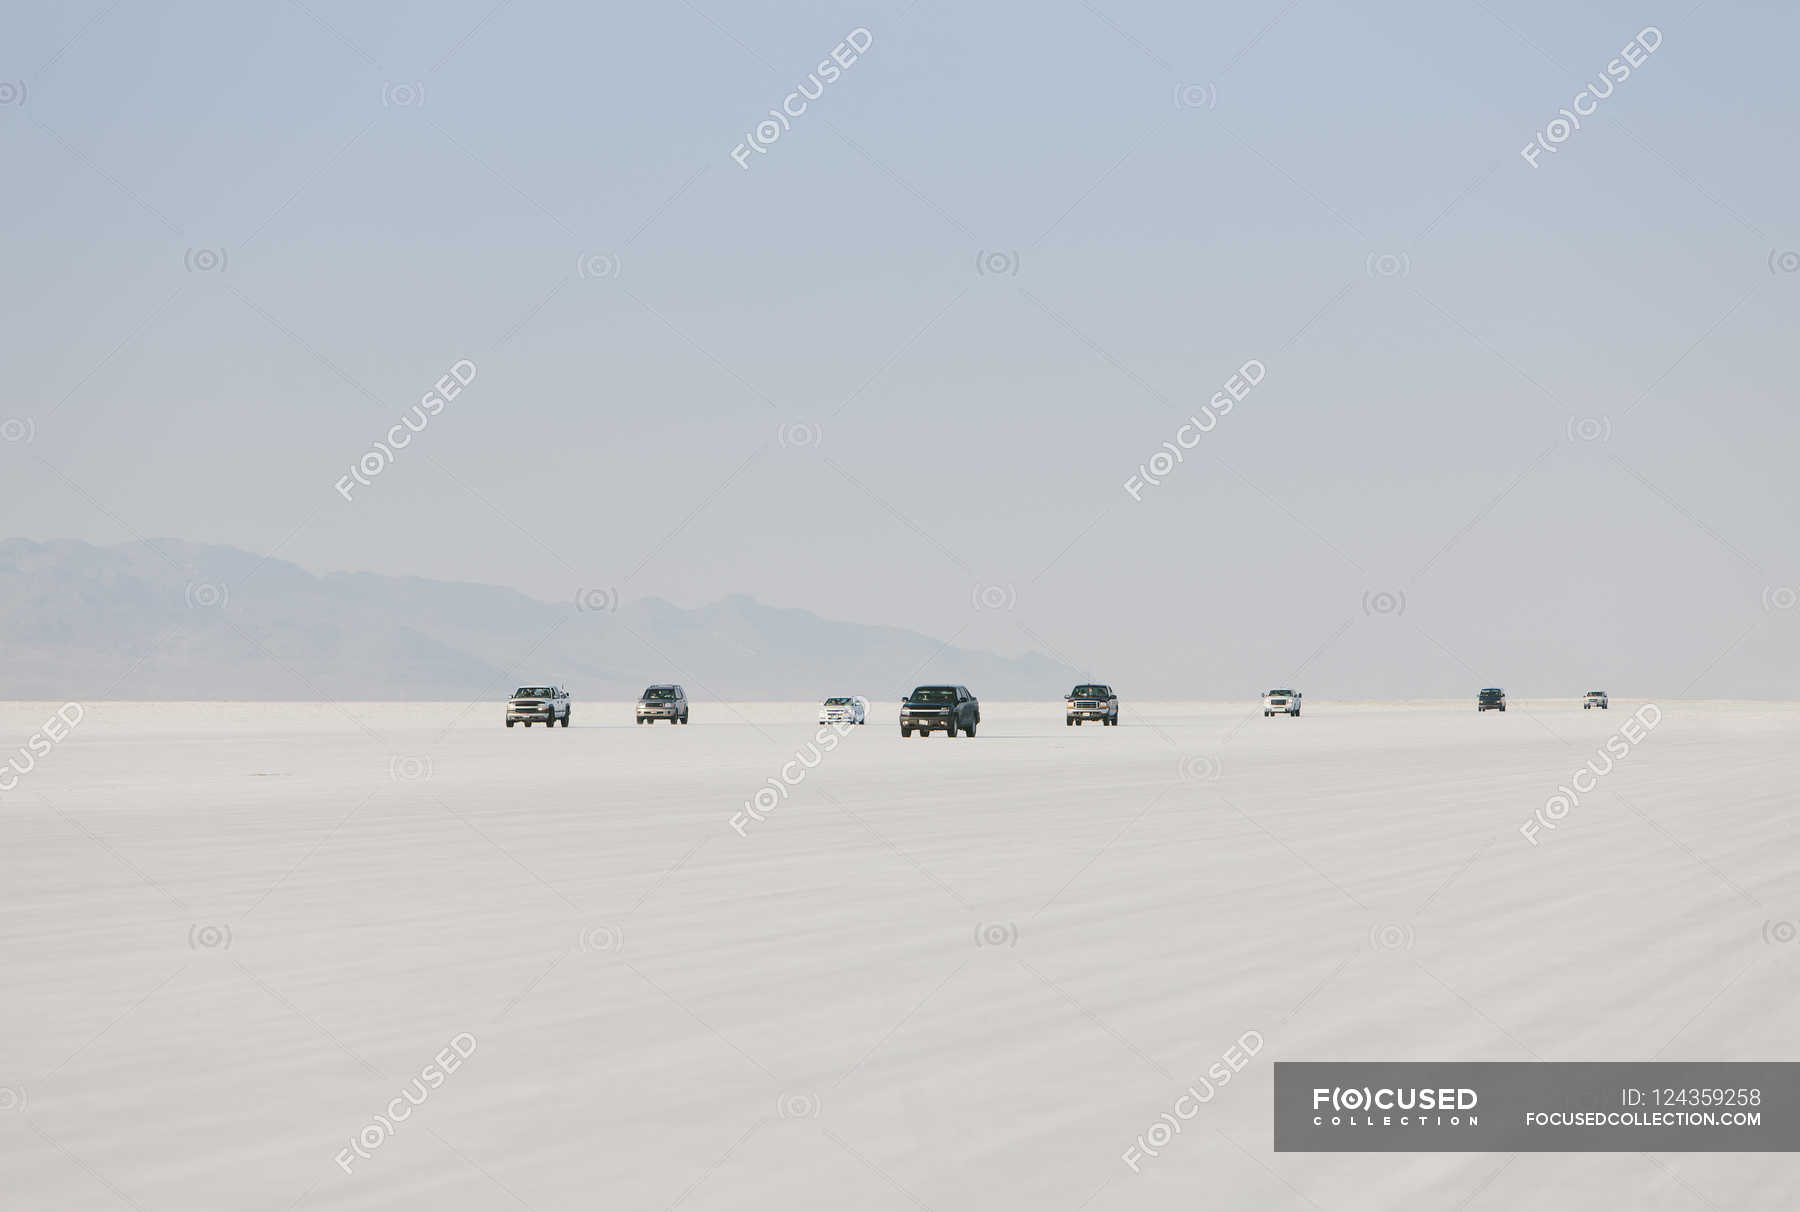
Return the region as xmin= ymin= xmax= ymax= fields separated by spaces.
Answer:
xmin=4 ymin=0 xmax=1797 ymax=697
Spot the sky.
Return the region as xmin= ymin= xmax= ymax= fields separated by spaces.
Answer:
xmin=3 ymin=0 xmax=1798 ymax=698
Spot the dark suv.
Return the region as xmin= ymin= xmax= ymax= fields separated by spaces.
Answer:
xmin=901 ymin=685 xmax=979 ymax=737
xmin=1065 ymin=684 xmax=1118 ymax=726
xmin=1478 ymin=688 xmax=1506 ymax=712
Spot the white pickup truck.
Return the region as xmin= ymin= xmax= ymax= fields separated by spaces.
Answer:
xmin=506 ymin=685 xmax=570 ymax=727
xmin=1583 ymin=690 xmax=1609 ymax=710
xmin=1263 ymin=689 xmax=1301 ymax=717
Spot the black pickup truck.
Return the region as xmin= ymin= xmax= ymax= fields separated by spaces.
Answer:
xmin=901 ymin=685 xmax=980 ymax=737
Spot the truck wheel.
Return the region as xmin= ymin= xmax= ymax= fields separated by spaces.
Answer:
xmin=901 ymin=727 xmax=911 ymax=737
xmin=506 ymin=720 xmax=515 ymax=727
xmin=561 ymin=713 xmax=570 ymax=727
xmin=1066 ymin=717 xmax=1073 ymax=726
xmin=965 ymin=721 xmax=976 ymax=737
xmin=944 ymin=723 xmax=957 ymax=737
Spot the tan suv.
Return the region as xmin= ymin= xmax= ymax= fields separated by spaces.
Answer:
xmin=636 ymin=684 xmax=689 ymax=725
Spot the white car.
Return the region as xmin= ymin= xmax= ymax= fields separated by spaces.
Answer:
xmin=819 ymin=696 xmax=867 ymax=726
xmin=1263 ymin=689 xmax=1301 ymax=717
xmin=1583 ymin=690 xmax=1609 ymax=710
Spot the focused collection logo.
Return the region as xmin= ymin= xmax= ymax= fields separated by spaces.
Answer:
xmin=1310 ymin=1085 xmax=1479 ymax=1128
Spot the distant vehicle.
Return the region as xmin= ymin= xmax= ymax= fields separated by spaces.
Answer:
xmin=819 ymin=696 xmax=867 ymax=726
xmin=1478 ymin=688 xmax=1507 ymax=712
xmin=1263 ymin=689 xmax=1302 ymax=717
xmin=901 ymin=685 xmax=979 ymax=737
xmin=506 ymin=685 xmax=570 ymax=728
xmin=637 ymin=684 xmax=689 ymax=725
xmin=1583 ymin=690 xmax=1609 ymax=710
xmin=1065 ymin=684 xmax=1118 ymax=726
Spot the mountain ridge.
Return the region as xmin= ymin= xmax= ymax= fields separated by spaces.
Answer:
xmin=0 ymin=538 xmax=1078 ymax=701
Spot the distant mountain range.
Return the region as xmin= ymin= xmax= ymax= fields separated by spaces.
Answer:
xmin=0 ymin=539 xmax=1078 ymax=701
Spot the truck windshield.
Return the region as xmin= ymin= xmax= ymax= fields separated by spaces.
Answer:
xmin=514 ymin=687 xmax=553 ymax=697
xmin=910 ymin=688 xmax=957 ymax=703
xmin=1071 ymin=686 xmax=1109 ymax=697
xmin=642 ymin=688 xmax=678 ymax=700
